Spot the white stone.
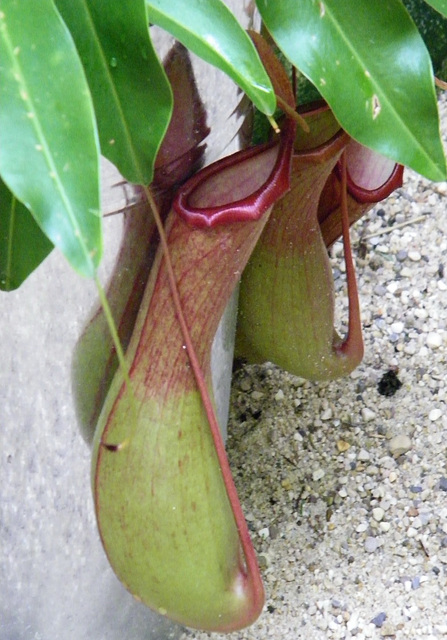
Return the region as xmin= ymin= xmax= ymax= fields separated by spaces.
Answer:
xmin=427 ymin=332 xmax=443 ymax=349
xmin=313 ymin=468 xmax=325 ymax=482
xmin=387 ymin=281 xmax=400 ymax=294
xmin=389 ymin=434 xmax=412 ymax=457
xmin=274 ymin=389 xmax=285 ymax=401
xmin=346 ymin=611 xmax=360 ymax=631
xmin=372 ymin=507 xmax=385 ymax=522
xmin=361 ymin=407 xmax=376 ymax=423
xmin=391 ymin=321 xmax=405 ymax=334
xmin=411 ymin=517 xmax=423 ymax=529
xmin=364 ymin=537 xmax=379 ymax=553
xmin=429 ymin=408 xmax=443 ymax=421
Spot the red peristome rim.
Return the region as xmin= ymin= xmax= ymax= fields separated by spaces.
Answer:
xmin=336 ymin=160 xmax=404 ymax=204
xmin=173 ymin=117 xmax=296 ymax=228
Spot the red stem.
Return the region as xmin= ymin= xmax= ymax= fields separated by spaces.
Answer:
xmin=338 ymin=152 xmax=364 ymax=362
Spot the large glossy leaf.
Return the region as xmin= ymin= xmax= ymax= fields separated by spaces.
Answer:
xmin=424 ymin=0 xmax=447 ymax=16
xmin=0 ymin=178 xmax=53 ymax=291
xmin=57 ymin=0 xmax=172 ymax=185
xmin=146 ymin=0 xmax=276 ymax=116
xmin=0 ymin=0 xmax=101 ymax=278
xmin=257 ymin=0 xmax=446 ymax=181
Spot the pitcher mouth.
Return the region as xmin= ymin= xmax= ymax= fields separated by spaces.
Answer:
xmin=173 ymin=117 xmax=296 ymax=228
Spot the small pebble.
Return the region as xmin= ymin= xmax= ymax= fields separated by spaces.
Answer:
xmin=362 ymin=407 xmax=376 ymax=422
xmin=312 ymin=468 xmax=325 ymax=482
xmin=331 ymin=598 xmax=343 ymax=609
xmin=347 ymin=611 xmax=360 ymax=632
xmin=426 ymin=332 xmax=443 ymax=349
xmin=364 ymin=536 xmax=379 ymax=553
xmin=388 ymin=434 xmax=412 ymax=457
xmin=391 ymin=321 xmax=405 ymax=333
xmin=412 ymin=517 xmax=423 ymax=529
xmin=274 ymin=389 xmax=285 ymax=402
xmin=439 ymin=477 xmax=447 ymax=492
xmin=380 ymin=622 xmax=398 ymax=637
xmin=411 ymin=576 xmax=421 ymax=590
xmin=372 ymin=507 xmax=385 ymax=522
xmin=408 ymin=250 xmax=421 ymax=261
xmin=358 ymin=448 xmax=371 ymax=462
xmin=429 ymin=408 xmax=442 ymax=421
xmin=387 ymin=281 xmax=399 ymax=294
xmin=374 ymin=284 xmax=387 ymax=296
xmin=239 ymin=377 xmax=252 ymax=392
xmin=366 ymin=465 xmax=379 ymax=475
xmin=371 ymin=612 xmax=387 ymax=628
xmin=336 ymin=439 xmax=351 ymax=452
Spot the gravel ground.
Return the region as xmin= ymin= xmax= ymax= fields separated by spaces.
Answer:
xmin=181 ymin=98 xmax=447 ymax=640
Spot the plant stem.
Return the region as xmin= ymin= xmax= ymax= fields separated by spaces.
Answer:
xmin=337 ymin=152 xmax=363 ymax=362
xmin=276 ymin=94 xmax=310 ymax=132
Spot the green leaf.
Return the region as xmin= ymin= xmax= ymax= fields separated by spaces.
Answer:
xmin=257 ymin=0 xmax=446 ymax=181
xmin=57 ymin=0 xmax=172 ymax=185
xmin=0 ymin=178 xmax=53 ymax=291
xmin=423 ymin=0 xmax=447 ymax=17
xmin=0 ymin=0 xmax=101 ymax=278
xmin=146 ymin=0 xmax=276 ymax=116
